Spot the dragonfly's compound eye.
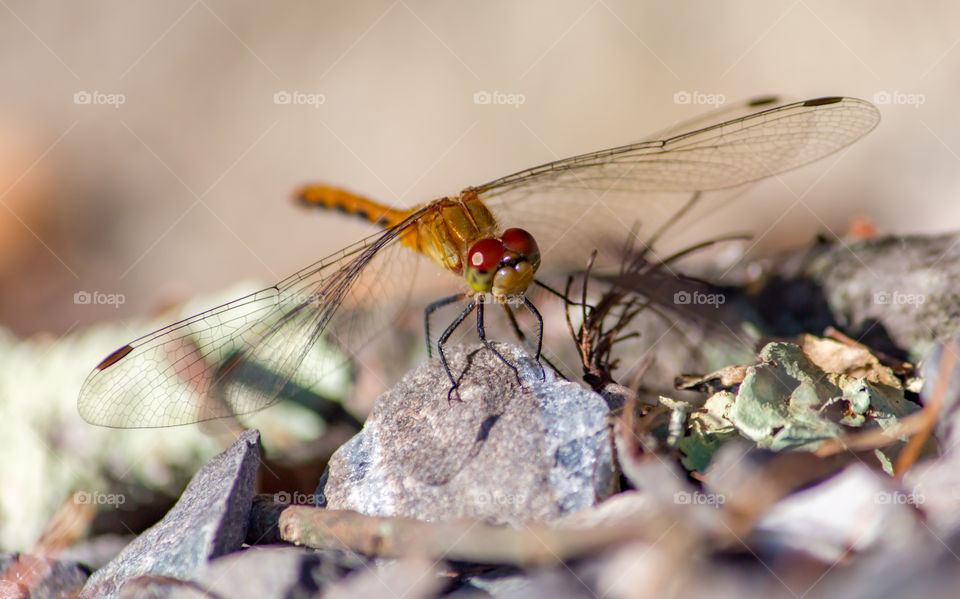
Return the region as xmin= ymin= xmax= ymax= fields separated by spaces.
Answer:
xmin=468 ymin=238 xmax=506 ymax=271
xmin=500 ymin=228 xmax=540 ymax=270
xmin=466 ymin=238 xmax=505 ymax=292
xmin=484 ymin=228 xmax=539 ymax=298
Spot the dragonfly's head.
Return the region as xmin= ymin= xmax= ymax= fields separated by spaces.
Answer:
xmin=465 ymin=228 xmax=541 ymax=299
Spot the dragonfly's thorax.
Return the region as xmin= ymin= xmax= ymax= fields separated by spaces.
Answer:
xmin=408 ymin=188 xmax=500 ymax=275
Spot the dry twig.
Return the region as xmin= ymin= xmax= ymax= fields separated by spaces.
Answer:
xmin=277 ymin=505 xmax=671 ymax=567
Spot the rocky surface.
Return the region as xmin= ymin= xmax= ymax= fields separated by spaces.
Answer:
xmin=321 ymin=558 xmax=444 ymax=599
xmin=80 ymin=429 xmax=261 ymax=599
xmin=0 ymin=553 xmax=90 ymax=599
xmin=743 ymin=233 xmax=960 ymax=360
xmin=319 ymin=343 xmax=617 ymax=525
xmin=56 ymin=291 xmax=960 ymax=598
xmin=58 ymin=534 xmax=131 ymax=572
xmin=81 ymin=540 xmax=370 ymax=599
xmin=175 ymin=545 xmax=367 ymax=599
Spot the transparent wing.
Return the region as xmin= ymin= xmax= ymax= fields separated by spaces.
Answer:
xmin=477 ymin=97 xmax=879 ymax=264
xmin=642 ymin=95 xmax=785 ymax=142
xmin=479 ymin=97 xmax=877 ymax=197
xmin=77 ymin=209 xmax=430 ymax=428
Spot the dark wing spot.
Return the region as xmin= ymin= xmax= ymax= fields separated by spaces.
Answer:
xmin=803 ymin=96 xmax=844 ymax=107
xmin=747 ymin=95 xmax=779 ymax=107
xmin=96 ymin=344 xmax=134 ymax=370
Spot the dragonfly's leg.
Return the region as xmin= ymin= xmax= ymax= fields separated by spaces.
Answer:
xmin=501 ymin=301 xmax=546 ymax=382
xmin=501 ymin=302 xmax=526 ymax=343
xmin=523 ymin=296 xmax=546 ymax=381
xmin=438 ymin=297 xmax=476 ymax=402
xmin=425 ymin=293 xmax=468 ymax=358
xmin=534 ymin=278 xmax=578 ymax=305
xmin=476 ymin=296 xmax=521 ymax=386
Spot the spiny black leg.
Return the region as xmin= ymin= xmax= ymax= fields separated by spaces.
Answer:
xmin=438 ymin=297 xmax=476 ymax=402
xmin=523 ymin=296 xmax=546 ymax=381
xmin=476 ymin=296 xmax=521 ymax=386
xmin=534 ymin=278 xmax=579 ymax=306
xmin=526 ymin=280 xmax=577 ymax=381
xmin=425 ymin=292 xmax=467 ymax=358
xmin=502 ymin=301 xmax=547 ymax=381
xmin=501 ymin=302 xmax=526 ymax=343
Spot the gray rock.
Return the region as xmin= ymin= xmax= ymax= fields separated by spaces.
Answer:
xmin=115 ymin=578 xmax=206 ymax=598
xmin=760 ymin=233 xmax=960 ymax=360
xmin=0 ymin=553 xmax=90 ymax=599
xmin=463 ymin=566 xmax=596 ymax=599
xmin=320 ymin=343 xmax=615 ymax=525
xmin=322 ymin=558 xmax=444 ymax=599
xmin=59 ymin=534 xmax=132 ymax=571
xmin=186 ymin=545 xmax=366 ymax=599
xmin=81 ymin=429 xmax=261 ymax=599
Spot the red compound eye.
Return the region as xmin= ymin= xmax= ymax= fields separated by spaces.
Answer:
xmin=500 ymin=228 xmax=538 ymax=258
xmin=467 ymin=238 xmax=505 ymax=272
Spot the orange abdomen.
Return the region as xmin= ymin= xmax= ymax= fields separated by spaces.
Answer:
xmin=297 ymin=184 xmax=412 ymax=228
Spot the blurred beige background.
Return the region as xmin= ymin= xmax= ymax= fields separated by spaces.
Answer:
xmin=1 ymin=0 xmax=958 ymax=336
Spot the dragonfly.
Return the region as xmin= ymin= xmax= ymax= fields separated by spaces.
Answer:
xmin=78 ymin=96 xmax=880 ymax=428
